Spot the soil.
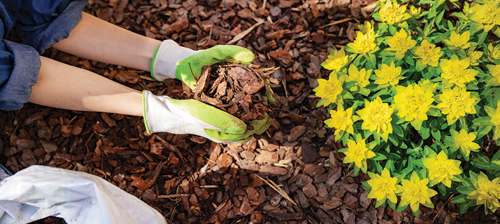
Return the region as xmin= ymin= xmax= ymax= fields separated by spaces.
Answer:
xmin=1 ymin=0 xmax=499 ymax=224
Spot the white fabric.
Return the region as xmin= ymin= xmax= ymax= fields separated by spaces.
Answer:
xmin=143 ymin=90 xmax=235 ymax=143
xmin=151 ymin=40 xmax=198 ymax=81
xmin=0 ymin=165 xmax=167 ymax=224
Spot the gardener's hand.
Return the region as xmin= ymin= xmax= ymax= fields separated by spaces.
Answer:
xmin=142 ymin=90 xmax=271 ymax=143
xmin=150 ymin=40 xmax=255 ymax=89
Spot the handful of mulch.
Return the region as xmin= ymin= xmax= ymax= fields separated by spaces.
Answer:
xmin=193 ymin=64 xmax=276 ymax=129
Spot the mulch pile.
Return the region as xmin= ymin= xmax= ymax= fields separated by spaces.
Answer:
xmin=1 ymin=0 xmax=499 ymax=223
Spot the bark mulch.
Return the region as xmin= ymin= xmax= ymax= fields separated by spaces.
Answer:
xmin=1 ymin=0 xmax=499 ymax=223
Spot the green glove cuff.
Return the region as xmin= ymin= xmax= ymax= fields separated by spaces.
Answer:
xmin=150 ymin=46 xmax=162 ymax=82
xmin=142 ymin=90 xmax=152 ymax=134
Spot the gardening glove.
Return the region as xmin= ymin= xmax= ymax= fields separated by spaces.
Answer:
xmin=151 ymin=40 xmax=255 ymax=89
xmin=142 ymin=90 xmax=271 ymax=143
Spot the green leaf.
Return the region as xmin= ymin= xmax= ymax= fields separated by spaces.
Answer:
xmin=373 ymin=153 xmax=388 ymax=161
xmin=393 ymin=123 xmax=404 ymax=137
xmin=478 ymin=32 xmax=488 ymax=45
xmin=416 ymin=59 xmax=425 ymax=71
xmin=428 ymin=107 xmax=442 ymax=117
xmin=397 ymin=203 xmax=408 ymax=213
xmin=375 ymin=199 xmax=386 ymax=208
xmin=419 ymin=126 xmax=431 ymax=140
xmin=459 ymin=200 xmax=475 ymax=214
xmin=451 ymin=194 xmax=469 ymax=204
xmin=387 ymin=200 xmax=396 ymax=210
xmin=438 ymin=183 xmax=446 ymax=196
xmin=473 ymin=117 xmax=493 ymax=126
xmin=476 ymin=125 xmax=493 ymax=139
xmin=389 ymin=25 xmax=397 ymax=36
xmin=456 ymin=186 xmax=475 ymax=195
xmin=405 ymin=55 xmax=415 ymax=66
xmin=431 ymin=129 xmax=441 ymax=141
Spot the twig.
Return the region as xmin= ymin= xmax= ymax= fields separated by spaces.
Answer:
xmin=227 ymin=19 xmax=264 ymax=45
xmin=255 ymin=175 xmax=297 ymax=206
xmin=139 ymin=75 xmax=156 ymax=81
xmin=320 ymin=18 xmax=353 ymax=29
xmin=200 ymin=185 xmax=219 ymax=188
xmin=432 ymin=194 xmax=454 ymax=223
xmin=189 ymin=63 xmax=198 ymax=82
xmin=158 ymin=194 xmax=191 ymax=199
xmin=213 ymin=198 xmax=229 ymax=215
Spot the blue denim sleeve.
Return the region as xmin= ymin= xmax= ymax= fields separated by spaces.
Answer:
xmin=0 ymin=0 xmax=86 ymax=110
xmin=16 ymin=0 xmax=87 ymax=53
xmin=0 ymin=40 xmax=41 ymax=110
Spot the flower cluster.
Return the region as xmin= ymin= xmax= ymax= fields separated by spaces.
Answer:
xmin=316 ymin=0 xmax=500 ymax=215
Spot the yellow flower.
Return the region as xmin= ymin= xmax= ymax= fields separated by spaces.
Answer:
xmin=321 ymin=48 xmax=349 ymax=72
xmin=450 ymin=129 xmax=480 ymax=157
xmin=379 ymin=0 xmax=411 ymax=25
xmin=468 ymin=172 xmax=500 ymax=213
xmin=488 ymin=43 xmax=500 ymax=61
xmin=394 ymin=83 xmax=434 ymax=122
xmin=470 ymin=0 xmax=500 ymax=32
xmin=358 ymin=21 xmax=373 ymax=34
xmin=342 ymin=134 xmax=376 ymax=172
xmin=422 ymin=151 xmax=462 ymax=187
xmin=465 ymin=47 xmax=483 ymax=66
xmin=445 ymin=31 xmax=471 ymax=49
xmin=345 ymin=64 xmax=371 ymax=91
xmin=386 ymin=29 xmax=417 ymax=59
xmin=436 ymin=87 xmax=478 ymax=124
xmin=440 ymin=56 xmax=479 ymax=87
xmin=367 ymin=168 xmax=402 ymax=204
xmin=410 ymin=5 xmax=421 ymax=17
xmin=487 ymin=64 xmax=500 ymax=86
xmin=484 ymin=102 xmax=500 ymax=140
xmin=400 ymin=172 xmax=437 ymax=213
xmin=325 ymin=105 xmax=355 ymax=136
xmin=415 ymin=40 xmax=442 ymax=67
xmin=374 ymin=61 xmax=405 ymax=87
xmin=357 ymin=96 xmax=393 ymax=140
xmin=314 ymin=75 xmax=343 ymax=106
xmin=348 ymin=31 xmax=378 ymax=55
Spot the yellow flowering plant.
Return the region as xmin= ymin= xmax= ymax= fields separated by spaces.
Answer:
xmin=314 ymin=0 xmax=500 ymax=215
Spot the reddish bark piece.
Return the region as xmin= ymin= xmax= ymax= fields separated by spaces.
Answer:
xmin=323 ymin=197 xmax=342 ymax=210
xmin=302 ymin=183 xmax=318 ymax=198
xmin=114 ymin=71 xmax=139 ymax=84
xmin=246 ymin=187 xmax=259 ymax=202
xmin=142 ymin=189 xmax=157 ymax=202
xmin=344 ymin=193 xmax=359 ymax=207
xmin=237 ymin=8 xmax=252 ymax=19
xmin=269 ymin=50 xmax=294 ymax=68
xmin=239 ymin=197 xmax=254 ymax=216
xmin=303 ymin=164 xmax=325 ymax=177
xmin=301 ymin=143 xmax=320 ymax=164
xmin=258 ymin=164 xmax=287 ymax=176
xmin=255 ymin=151 xmax=279 ymax=164
xmin=287 ymin=125 xmax=306 ymax=142
xmin=360 ymin=191 xmax=373 ymax=209
xmin=217 ymin=153 xmax=233 ymax=171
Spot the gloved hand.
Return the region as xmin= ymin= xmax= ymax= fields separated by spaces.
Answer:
xmin=151 ymin=40 xmax=255 ymax=89
xmin=142 ymin=90 xmax=271 ymax=143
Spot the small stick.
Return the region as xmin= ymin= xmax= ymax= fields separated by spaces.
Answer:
xmin=189 ymin=63 xmax=198 ymax=82
xmin=432 ymin=194 xmax=454 ymax=223
xmin=158 ymin=194 xmax=191 ymax=199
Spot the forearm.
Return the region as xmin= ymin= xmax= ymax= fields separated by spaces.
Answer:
xmin=30 ymin=56 xmax=143 ymax=116
xmin=52 ymin=12 xmax=161 ymax=71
